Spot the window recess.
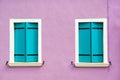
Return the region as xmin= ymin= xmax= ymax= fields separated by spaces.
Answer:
xmin=75 ymin=18 xmax=109 ymax=67
xmin=8 ymin=19 xmax=43 ymax=67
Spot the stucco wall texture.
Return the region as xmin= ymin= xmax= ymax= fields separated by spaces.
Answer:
xmin=0 ymin=0 xmax=119 ymax=80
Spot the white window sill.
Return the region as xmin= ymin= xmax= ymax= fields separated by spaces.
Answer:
xmin=74 ymin=62 xmax=109 ymax=67
xmin=8 ymin=62 xmax=43 ymax=67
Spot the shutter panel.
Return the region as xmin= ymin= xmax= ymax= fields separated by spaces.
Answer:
xmin=26 ymin=23 xmax=38 ymax=62
xmin=91 ymin=22 xmax=103 ymax=62
xmin=14 ymin=23 xmax=26 ymax=62
xmin=79 ymin=22 xmax=91 ymax=62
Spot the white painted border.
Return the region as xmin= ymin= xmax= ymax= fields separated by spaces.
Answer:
xmin=75 ymin=18 xmax=109 ymax=67
xmin=9 ymin=19 xmax=43 ymax=66
xmin=8 ymin=62 xmax=43 ymax=67
xmin=75 ymin=63 xmax=109 ymax=67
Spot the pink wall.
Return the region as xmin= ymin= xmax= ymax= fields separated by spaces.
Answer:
xmin=0 ymin=0 xmax=119 ymax=80
xmin=108 ymin=0 xmax=120 ymax=80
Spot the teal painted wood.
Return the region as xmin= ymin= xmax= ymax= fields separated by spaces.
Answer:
xmin=15 ymin=56 xmax=26 ymax=62
xmin=26 ymin=23 xmax=38 ymax=62
xmin=91 ymin=22 xmax=103 ymax=62
xmin=79 ymin=22 xmax=91 ymax=62
xmin=14 ymin=22 xmax=38 ymax=62
xmin=92 ymin=22 xmax=103 ymax=28
xmin=14 ymin=23 xmax=26 ymax=62
xmin=79 ymin=22 xmax=91 ymax=28
xmin=92 ymin=56 xmax=103 ymax=62
xmin=26 ymin=56 xmax=38 ymax=62
xmin=79 ymin=56 xmax=91 ymax=62
xmin=78 ymin=22 xmax=103 ymax=63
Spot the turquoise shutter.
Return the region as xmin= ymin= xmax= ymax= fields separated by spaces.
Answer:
xmin=26 ymin=23 xmax=38 ymax=62
xmin=79 ymin=23 xmax=91 ymax=62
xmin=14 ymin=23 xmax=26 ymax=62
xmin=91 ymin=22 xmax=103 ymax=62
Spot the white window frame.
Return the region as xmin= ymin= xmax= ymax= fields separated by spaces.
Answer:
xmin=75 ymin=18 xmax=109 ymax=67
xmin=8 ymin=19 xmax=43 ymax=67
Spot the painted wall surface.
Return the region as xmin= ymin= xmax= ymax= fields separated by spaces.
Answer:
xmin=108 ymin=0 xmax=120 ymax=80
xmin=0 ymin=0 xmax=119 ymax=80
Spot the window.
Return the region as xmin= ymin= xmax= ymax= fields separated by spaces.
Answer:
xmin=75 ymin=18 xmax=109 ymax=67
xmin=8 ymin=19 xmax=42 ymax=67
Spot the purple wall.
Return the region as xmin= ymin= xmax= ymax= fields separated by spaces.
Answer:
xmin=108 ymin=0 xmax=120 ymax=80
xmin=0 ymin=0 xmax=119 ymax=80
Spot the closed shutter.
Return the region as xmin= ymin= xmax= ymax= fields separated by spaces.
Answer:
xmin=79 ymin=22 xmax=91 ymax=62
xmin=91 ymin=22 xmax=103 ymax=62
xmin=14 ymin=23 xmax=26 ymax=62
xmin=78 ymin=22 xmax=103 ymax=63
xmin=26 ymin=23 xmax=38 ymax=62
xmin=14 ymin=22 xmax=38 ymax=62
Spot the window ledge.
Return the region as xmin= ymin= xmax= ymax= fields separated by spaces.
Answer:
xmin=74 ymin=62 xmax=109 ymax=67
xmin=8 ymin=62 xmax=43 ymax=67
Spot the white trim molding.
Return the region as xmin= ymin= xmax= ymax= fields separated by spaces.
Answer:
xmin=9 ymin=19 xmax=43 ymax=67
xmin=75 ymin=18 xmax=109 ymax=67
xmin=75 ymin=62 xmax=109 ymax=67
xmin=8 ymin=62 xmax=43 ymax=67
